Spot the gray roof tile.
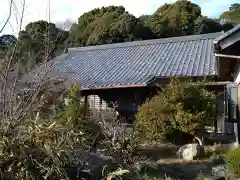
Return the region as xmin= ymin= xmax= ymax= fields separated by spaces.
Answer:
xmin=50 ymin=32 xmax=221 ymax=89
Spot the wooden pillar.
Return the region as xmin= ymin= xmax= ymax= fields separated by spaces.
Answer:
xmin=100 ymin=97 xmax=102 ymax=111
xmin=237 ymin=83 xmax=240 ymax=146
xmin=84 ymin=95 xmax=88 ymax=119
xmin=214 ymin=88 xmax=222 ymax=133
xmin=133 ymin=91 xmax=137 ymax=112
xmin=238 ymin=83 xmax=240 ymax=114
xmin=235 ymin=105 xmax=239 ymax=147
xmin=99 ymin=97 xmax=103 ymax=120
xmin=214 ymin=90 xmax=218 ymax=133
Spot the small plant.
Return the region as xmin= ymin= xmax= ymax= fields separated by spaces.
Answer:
xmin=140 ymin=174 xmax=173 ymax=180
xmin=226 ymin=148 xmax=240 ymax=177
xmin=61 ymin=82 xmax=86 ymax=124
xmin=107 ymin=168 xmax=130 ymax=180
xmin=196 ymin=172 xmax=208 ymax=180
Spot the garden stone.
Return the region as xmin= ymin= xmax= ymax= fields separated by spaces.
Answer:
xmin=212 ymin=164 xmax=237 ymax=180
xmin=177 ymin=143 xmax=204 ymax=160
xmin=212 ymin=164 xmax=228 ymax=179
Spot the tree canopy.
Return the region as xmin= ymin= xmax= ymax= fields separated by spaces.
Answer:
xmin=13 ymin=20 xmax=69 ymax=72
xmin=0 ymin=34 xmax=17 ymax=52
xmin=220 ymin=3 xmax=240 ymax=25
xmin=68 ymin=6 xmax=154 ymax=46
xmin=68 ymin=1 xmax=237 ymax=46
xmin=145 ymin=0 xmax=201 ymax=38
xmin=194 ymin=16 xmax=224 ymax=34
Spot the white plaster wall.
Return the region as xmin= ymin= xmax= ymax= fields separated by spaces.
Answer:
xmin=235 ymin=72 xmax=240 ymax=83
xmin=234 ymin=62 xmax=240 ymax=83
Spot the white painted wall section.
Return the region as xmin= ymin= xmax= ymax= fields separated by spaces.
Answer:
xmin=234 ymin=62 xmax=240 ymax=83
xmin=235 ymin=72 xmax=240 ymax=83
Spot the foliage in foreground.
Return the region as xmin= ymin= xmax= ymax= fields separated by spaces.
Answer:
xmin=227 ymin=147 xmax=240 ymax=178
xmin=0 ymin=81 xmax=150 ymax=179
xmin=0 ymin=115 xmax=88 ymax=179
xmin=134 ymin=79 xmax=216 ymax=142
xmin=0 ymin=82 xmax=72 ymax=178
xmin=0 ymin=83 xmax=98 ymax=179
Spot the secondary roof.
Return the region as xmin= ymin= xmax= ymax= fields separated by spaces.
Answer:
xmin=214 ymin=24 xmax=240 ymax=50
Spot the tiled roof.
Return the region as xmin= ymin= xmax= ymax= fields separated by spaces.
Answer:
xmin=49 ymin=32 xmax=221 ymax=90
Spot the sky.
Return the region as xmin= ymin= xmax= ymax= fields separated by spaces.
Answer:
xmin=0 ymin=0 xmax=239 ymax=36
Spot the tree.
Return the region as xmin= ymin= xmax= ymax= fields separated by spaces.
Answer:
xmin=68 ymin=6 xmax=154 ymax=47
xmin=220 ymin=3 xmax=240 ymax=25
xmin=0 ymin=34 xmax=17 ymax=52
xmin=145 ymin=0 xmax=201 ymax=38
xmin=13 ymin=20 xmax=69 ymax=72
xmin=135 ymin=79 xmax=216 ymax=142
xmin=0 ymin=34 xmax=17 ymax=47
xmin=194 ymin=16 xmax=223 ymax=34
xmin=139 ymin=15 xmax=151 ymax=23
xmin=221 ymin=22 xmax=235 ymax=32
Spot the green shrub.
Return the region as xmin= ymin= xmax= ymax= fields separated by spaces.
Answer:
xmin=227 ymin=148 xmax=240 ymax=177
xmin=134 ymin=94 xmax=175 ymax=141
xmin=58 ymin=83 xmax=86 ymax=124
xmin=134 ymin=78 xmax=216 ymax=142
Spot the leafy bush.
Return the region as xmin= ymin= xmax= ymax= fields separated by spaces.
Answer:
xmin=0 ymin=76 xmax=150 ymax=179
xmin=134 ymin=94 xmax=174 ymax=141
xmin=135 ymin=79 xmax=216 ymax=142
xmin=227 ymin=148 xmax=240 ymax=177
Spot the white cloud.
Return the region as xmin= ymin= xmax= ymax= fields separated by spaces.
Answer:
xmin=0 ymin=0 xmax=236 ymax=36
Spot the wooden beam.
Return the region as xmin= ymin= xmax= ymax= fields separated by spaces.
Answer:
xmin=215 ymin=53 xmax=240 ymax=59
xmin=203 ymin=81 xmax=234 ymax=86
xmin=100 ymin=97 xmax=102 ymax=111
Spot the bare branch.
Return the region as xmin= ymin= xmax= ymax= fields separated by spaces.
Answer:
xmin=0 ymin=0 xmax=14 ymax=33
xmin=56 ymin=19 xmax=74 ymax=31
xmin=0 ymin=0 xmax=26 ymax=125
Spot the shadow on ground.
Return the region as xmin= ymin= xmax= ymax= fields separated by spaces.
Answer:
xmin=136 ymin=144 xmax=180 ymax=161
xmin=140 ymin=161 xmax=213 ymax=179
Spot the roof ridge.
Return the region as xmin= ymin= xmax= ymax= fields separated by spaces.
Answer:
xmin=68 ymin=32 xmax=222 ymax=53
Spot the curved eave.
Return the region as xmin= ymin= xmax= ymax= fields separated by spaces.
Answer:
xmin=81 ymin=83 xmax=146 ymax=91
